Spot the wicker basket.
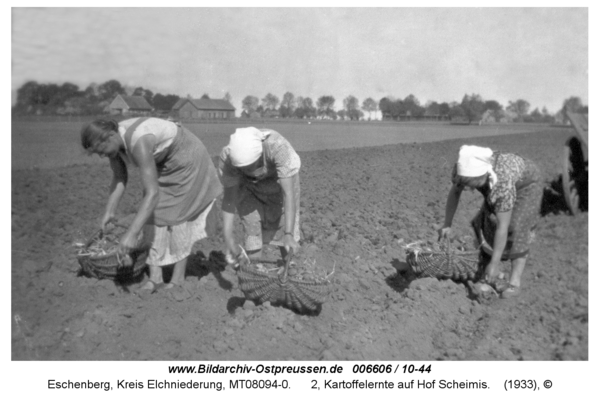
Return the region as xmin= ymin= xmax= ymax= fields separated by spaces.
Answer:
xmin=236 ymin=248 xmax=332 ymax=312
xmin=405 ymin=243 xmax=482 ymax=281
xmin=238 ymin=262 xmax=332 ymax=312
xmin=77 ymin=230 xmax=148 ymax=281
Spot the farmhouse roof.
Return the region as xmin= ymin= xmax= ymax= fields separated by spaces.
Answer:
xmin=172 ymin=98 xmax=188 ymax=110
xmin=174 ymin=98 xmax=236 ymax=111
xmin=119 ymin=95 xmax=153 ymax=110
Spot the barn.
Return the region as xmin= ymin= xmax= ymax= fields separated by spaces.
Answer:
xmin=107 ymin=95 xmax=153 ymax=116
xmin=173 ymin=98 xmax=236 ymax=119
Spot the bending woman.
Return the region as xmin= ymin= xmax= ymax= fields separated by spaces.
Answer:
xmin=81 ymin=117 xmax=223 ymax=290
xmin=218 ymin=127 xmax=301 ymax=263
xmin=438 ymin=145 xmax=543 ymax=298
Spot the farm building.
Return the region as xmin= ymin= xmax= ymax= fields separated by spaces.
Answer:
xmin=106 ymin=95 xmax=153 ymax=116
xmin=173 ymin=98 xmax=236 ymax=119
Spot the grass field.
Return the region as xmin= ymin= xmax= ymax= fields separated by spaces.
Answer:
xmin=11 ymin=120 xmax=555 ymax=170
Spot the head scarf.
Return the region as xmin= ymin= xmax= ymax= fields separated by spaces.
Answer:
xmin=227 ymin=127 xmax=266 ymax=167
xmin=456 ymin=145 xmax=498 ymax=188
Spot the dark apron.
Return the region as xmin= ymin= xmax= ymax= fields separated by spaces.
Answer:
xmin=123 ymin=118 xmax=222 ymax=227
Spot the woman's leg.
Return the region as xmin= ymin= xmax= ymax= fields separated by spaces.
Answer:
xmin=148 ymin=265 xmax=164 ymax=283
xmin=138 ymin=264 xmax=164 ymax=290
xmin=168 ymin=257 xmax=188 ymax=286
xmin=500 ymin=256 xmax=527 ymax=298
xmin=501 ymin=181 xmax=541 ymax=297
xmin=508 ymin=256 xmax=527 ymax=288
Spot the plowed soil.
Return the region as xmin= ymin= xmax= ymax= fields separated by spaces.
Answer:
xmin=11 ymin=127 xmax=587 ymax=360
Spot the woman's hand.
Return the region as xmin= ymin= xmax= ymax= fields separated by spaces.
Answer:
xmin=225 ymin=247 xmax=242 ymax=268
xmin=483 ymin=259 xmax=502 ymax=284
xmin=438 ymin=226 xmax=452 ymax=241
xmin=283 ymin=233 xmax=300 ymax=253
xmin=101 ymin=213 xmax=117 ymax=233
xmin=118 ymin=230 xmax=139 ymax=256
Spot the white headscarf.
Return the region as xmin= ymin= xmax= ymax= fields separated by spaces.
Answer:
xmin=227 ymin=127 xmax=267 ymax=167
xmin=457 ymin=145 xmax=498 ymax=188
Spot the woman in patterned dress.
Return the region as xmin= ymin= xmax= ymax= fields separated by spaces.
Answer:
xmin=438 ymin=145 xmax=543 ymax=298
xmin=80 ymin=117 xmax=223 ymax=291
xmin=218 ymin=127 xmax=301 ymax=263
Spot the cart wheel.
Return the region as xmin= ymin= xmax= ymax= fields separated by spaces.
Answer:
xmin=562 ymin=137 xmax=588 ymax=215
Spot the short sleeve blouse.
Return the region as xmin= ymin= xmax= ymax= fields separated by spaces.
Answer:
xmin=452 ymin=153 xmax=536 ymax=213
xmin=218 ymin=129 xmax=301 ymax=188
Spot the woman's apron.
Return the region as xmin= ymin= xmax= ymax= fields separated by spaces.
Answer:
xmin=123 ymin=118 xmax=222 ymax=227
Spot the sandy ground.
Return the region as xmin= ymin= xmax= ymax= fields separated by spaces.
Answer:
xmin=11 ymin=127 xmax=587 ymax=360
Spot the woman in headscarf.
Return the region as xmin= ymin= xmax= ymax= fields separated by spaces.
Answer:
xmin=438 ymin=145 xmax=543 ymax=298
xmin=218 ymin=127 xmax=301 ymax=263
xmin=80 ymin=117 xmax=223 ymax=291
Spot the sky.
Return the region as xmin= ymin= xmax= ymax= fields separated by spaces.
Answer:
xmin=10 ymin=7 xmax=589 ymax=115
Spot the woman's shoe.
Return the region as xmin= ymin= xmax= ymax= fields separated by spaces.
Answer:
xmin=136 ymin=280 xmax=166 ymax=298
xmin=491 ymin=279 xmax=510 ymax=293
xmin=500 ymin=285 xmax=520 ymax=299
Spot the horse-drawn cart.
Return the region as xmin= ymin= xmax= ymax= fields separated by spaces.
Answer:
xmin=562 ymin=111 xmax=588 ymax=215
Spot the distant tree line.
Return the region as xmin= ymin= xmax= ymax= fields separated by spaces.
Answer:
xmin=241 ymin=91 xmax=587 ymax=124
xmin=12 ymin=79 xmax=182 ymax=116
xmin=13 ymin=79 xmax=587 ymax=124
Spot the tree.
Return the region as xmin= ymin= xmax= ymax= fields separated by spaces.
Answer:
xmin=14 ymin=81 xmax=85 ymax=114
xmin=439 ymin=102 xmax=450 ymax=117
xmin=379 ymin=97 xmax=406 ymax=120
xmin=15 ymin=81 xmax=41 ymax=109
xmin=379 ymin=97 xmax=393 ymax=120
xmin=316 ymin=95 xmax=336 ymax=119
xmin=460 ymin=94 xmax=485 ymax=123
xmin=561 ymin=96 xmax=587 ymax=122
xmin=484 ymin=100 xmax=503 ymax=112
xmin=303 ymin=98 xmax=317 ymax=118
xmin=449 ymin=104 xmax=466 ymax=120
xmin=241 ymin=95 xmax=259 ymax=114
xmin=295 ymin=97 xmax=316 ymax=119
xmin=84 ymin=83 xmax=99 ymax=101
xmin=507 ymin=99 xmax=530 ymax=122
xmin=152 ymin=93 xmax=181 ymax=111
xmin=279 ymin=92 xmax=296 ymax=118
xmin=261 ymin=93 xmax=280 ymax=110
xmin=201 ymin=93 xmax=210 ymax=99
xmin=132 ymin=87 xmax=144 ymax=96
xmin=223 ymin=92 xmax=232 ymax=103
xmin=97 ymin=79 xmax=125 ymax=102
xmin=482 ymin=100 xmax=503 ymax=122
xmin=133 ymin=87 xmax=154 ymax=105
xmin=281 ymin=92 xmax=295 ymax=109
xmin=343 ymin=95 xmax=360 ymax=120
xmin=389 ymin=99 xmax=405 ymax=120
xmin=293 ymin=96 xmax=305 ymax=118
xmin=378 ymin=96 xmax=407 ymax=120
xmin=343 ymin=95 xmax=359 ymax=111
xmin=404 ymin=94 xmax=424 ymax=118
xmin=362 ymin=97 xmax=378 ymax=120
xmin=526 ymin=107 xmax=542 ymax=123
xmin=424 ymin=101 xmax=440 ymax=116
xmin=62 ymin=96 xmax=90 ymax=115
